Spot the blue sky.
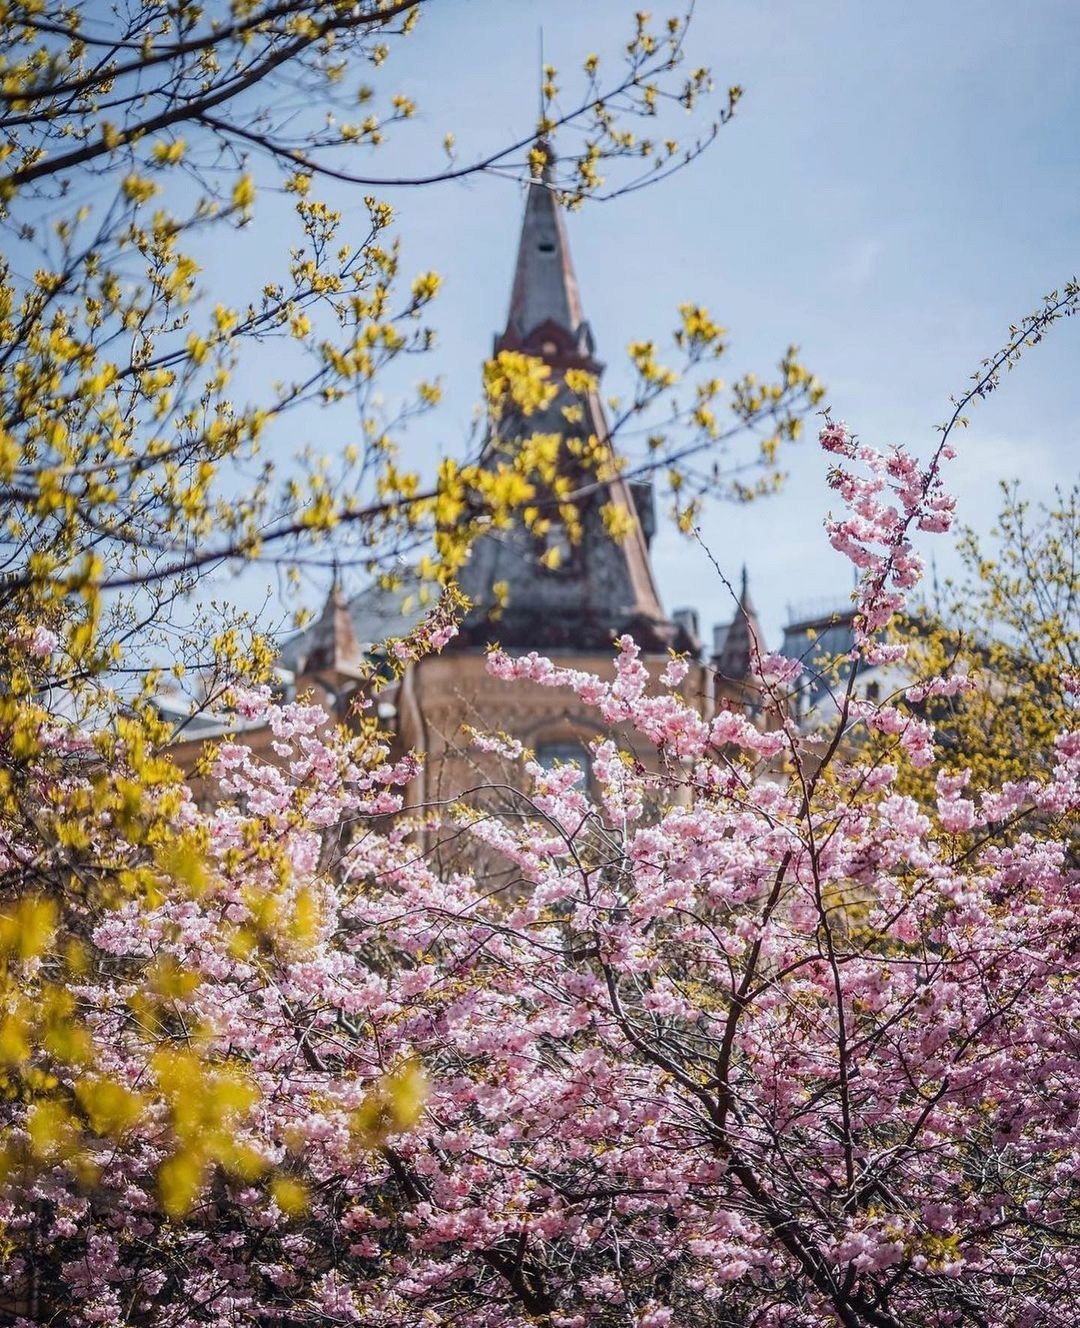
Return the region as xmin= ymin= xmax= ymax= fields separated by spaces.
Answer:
xmin=204 ymin=1 xmax=1080 ymax=649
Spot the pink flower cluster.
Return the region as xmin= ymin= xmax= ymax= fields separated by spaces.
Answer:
xmin=390 ymin=594 xmax=460 ymax=663
xmin=5 ymin=623 xmax=58 ymax=659
xmin=820 ymin=419 xmax=955 ymax=650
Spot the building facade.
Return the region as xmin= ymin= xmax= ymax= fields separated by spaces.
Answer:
xmin=172 ymin=161 xmax=724 ymax=799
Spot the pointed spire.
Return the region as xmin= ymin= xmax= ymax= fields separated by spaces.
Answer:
xmin=300 ymin=577 xmax=364 ymax=678
xmin=495 ymin=143 xmax=597 ymax=369
xmin=715 ymin=568 xmax=765 ymax=682
xmin=452 ymin=154 xmax=692 ymax=656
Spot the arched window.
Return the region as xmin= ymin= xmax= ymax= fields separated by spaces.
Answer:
xmin=535 ymin=740 xmax=590 ymax=777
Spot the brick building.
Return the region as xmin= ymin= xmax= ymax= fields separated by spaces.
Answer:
xmin=170 ymin=160 xmax=777 ymax=795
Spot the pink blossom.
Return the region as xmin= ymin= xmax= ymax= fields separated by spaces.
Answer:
xmin=754 ymin=651 xmax=802 ymax=687
xmin=29 ymin=625 xmax=58 ymax=658
xmin=905 ymin=673 xmax=977 ymax=704
xmin=660 ymin=654 xmax=690 ymax=687
xmin=819 ymin=419 xmax=854 ymax=455
xmin=428 ymin=621 xmax=458 ymax=650
xmin=229 ymin=685 xmax=272 ymax=719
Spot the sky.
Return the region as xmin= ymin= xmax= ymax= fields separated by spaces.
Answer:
xmin=202 ymin=0 xmax=1080 ymax=650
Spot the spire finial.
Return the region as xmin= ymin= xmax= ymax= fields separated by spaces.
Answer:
xmin=329 ymin=556 xmax=346 ymax=607
xmin=741 ymin=563 xmax=749 ymax=601
xmin=533 ymin=137 xmax=556 ymax=184
xmin=537 ymin=26 xmax=545 ymax=130
xmin=534 ymin=27 xmax=557 ymax=184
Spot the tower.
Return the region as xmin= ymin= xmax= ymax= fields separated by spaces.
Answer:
xmin=451 ymin=150 xmax=697 ymax=658
xmin=225 ymin=160 xmax=712 ymax=813
xmin=393 ymin=158 xmax=708 ymax=805
xmin=712 ymin=566 xmax=766 ymax=711
xmin=277 ymin=576 xmax=368 ymax=718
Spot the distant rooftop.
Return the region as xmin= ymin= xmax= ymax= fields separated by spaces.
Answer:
xmin=783 ymin=596 xmax=856 ymax=631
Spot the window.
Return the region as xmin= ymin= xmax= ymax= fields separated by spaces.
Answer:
xmin=540 ymin=522 xmax=573 ymax=572
xmin=535 ymin=741 xmax=590 ymax=776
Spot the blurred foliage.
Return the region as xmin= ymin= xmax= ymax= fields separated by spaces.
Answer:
xmin=897 ymin=482 xmax=1080 ymax=796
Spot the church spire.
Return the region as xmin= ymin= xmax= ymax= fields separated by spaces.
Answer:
xmin=451 ymin=167 xmax=695 ymax=657
xmin=295 ymin=576 xmax=364 ymax=679
xmin=495 ymin=144 xmax=597 ymax=371
xmin=714 ymin=568 xmax=765 ymax=684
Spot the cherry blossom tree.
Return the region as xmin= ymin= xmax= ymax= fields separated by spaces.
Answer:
xmin=2 ymin=399 xmax=1078 ymax=1327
